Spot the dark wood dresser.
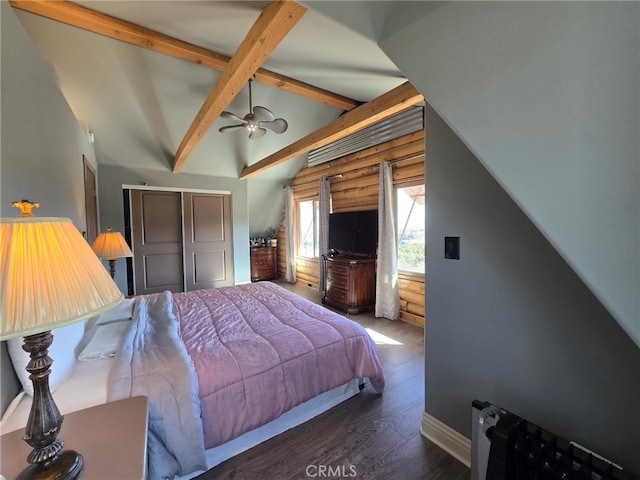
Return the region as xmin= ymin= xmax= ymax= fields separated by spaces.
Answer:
xmin=322 ymin=253 xmax=376 ymax=314
xmin=250 ymin=246 xmax=278 ymax=282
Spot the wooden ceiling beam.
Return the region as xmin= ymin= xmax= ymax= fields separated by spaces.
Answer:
xmin=239 ymin=81 xmax=424 ymax=179
xmin=173 ymin=1 xmax=308 ymax=172
xmin=8 ymin=0 xmax=358 ymax=111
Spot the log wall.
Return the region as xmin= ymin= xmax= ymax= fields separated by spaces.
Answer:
xmin=276 ymin=129 xmax=425 ymax=327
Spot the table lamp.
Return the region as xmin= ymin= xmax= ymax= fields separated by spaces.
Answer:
xmin=1 ymin=200 xmax=124 ymax=480
xmin=91 ymin=227 xmax=133 ymax=279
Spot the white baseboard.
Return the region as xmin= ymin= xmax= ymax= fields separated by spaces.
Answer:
xmin=420 ymin=411 xmax=471 ymax=468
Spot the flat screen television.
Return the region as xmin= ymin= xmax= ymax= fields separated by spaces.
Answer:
xmin=328 ymin=209 xmax=377 ymax=257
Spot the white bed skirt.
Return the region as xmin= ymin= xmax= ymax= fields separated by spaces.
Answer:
xmin=178 ymin=378 xmax=361 ymax=479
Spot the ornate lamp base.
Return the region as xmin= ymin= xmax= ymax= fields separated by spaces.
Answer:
xmin=16 ymin=450 xmax=83 ymax=480
xmin=107 ymin=259 xmax=116 ymax=279
xmin=18 ymin=332 xmax=84 ymax=480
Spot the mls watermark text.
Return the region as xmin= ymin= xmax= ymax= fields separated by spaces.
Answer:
xmin=305 ymin=464 xmax=357 ymax=478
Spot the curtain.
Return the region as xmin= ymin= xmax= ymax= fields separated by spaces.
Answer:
xmin=284 ymin=186 xmax=296 ymax=283
xmin=375 ymin=161 xmax=400 ymax=320
xmin=318 ymin=177 xmax=331 ymax=292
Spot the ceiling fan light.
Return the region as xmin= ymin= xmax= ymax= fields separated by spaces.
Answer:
xmin=219 ymin=78 xmax=287 ymax=139
xmin=249 ymin=127 xmax=267 ymax=140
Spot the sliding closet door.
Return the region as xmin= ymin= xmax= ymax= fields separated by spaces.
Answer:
xmin=183 ymin=192 xmax=234 ymax=290
xmin=131 ymin=190 xmax=184 ymax=294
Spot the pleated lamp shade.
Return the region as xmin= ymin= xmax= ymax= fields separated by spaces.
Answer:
xmin=91 ymin=227 xmax=133 ymax=260
xmin=0 ymin=216 xmax=124 ymax=340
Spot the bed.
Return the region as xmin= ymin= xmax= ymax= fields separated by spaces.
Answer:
xmin=1 ymin=282 xmax=385 ymax=480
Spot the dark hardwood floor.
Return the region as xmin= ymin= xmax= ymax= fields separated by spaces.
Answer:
xmin=195 ymin=281 xmax=469 ymax=480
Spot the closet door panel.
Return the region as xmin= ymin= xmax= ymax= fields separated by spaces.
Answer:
xmin=131 ymin=190 xmax=184 ymax=294
xmin=184 ymin=193 xmax=233 ymax=291
xmin=143 ymin=254 xmax=183 ymax=289
xmin=193 ymin=252 xmax=226 ymax=283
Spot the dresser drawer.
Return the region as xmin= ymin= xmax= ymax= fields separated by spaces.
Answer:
xmin=326 ymin=262 xmax=349 ymax=277
xmin=326 ymin=285 xmax=349 ymax=304
xmin=326 ymin=272 xmax=349 ymax=290
xmin=251 ymin=250 xmax=273 ymax=259
xmin=253 ymin=265 xmax=274 ymax=276
xmin=251 ymin=257 xmax=273 ymax=267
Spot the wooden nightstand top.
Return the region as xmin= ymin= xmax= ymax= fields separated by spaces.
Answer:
xmin=1 ymin=396 xmax=148 ymax=480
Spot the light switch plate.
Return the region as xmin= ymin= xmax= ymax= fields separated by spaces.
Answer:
xmin=445 ymin=236 xmax=460 ymax=260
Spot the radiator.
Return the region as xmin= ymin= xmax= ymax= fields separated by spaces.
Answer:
xmin=472 ymin=400 xmax=638 ymax=480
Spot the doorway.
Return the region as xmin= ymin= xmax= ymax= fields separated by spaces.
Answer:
xmin=83 ymin=156 xmax=98 ymax=245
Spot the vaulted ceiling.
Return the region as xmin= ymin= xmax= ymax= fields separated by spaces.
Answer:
xmin=10 ymin=1 xmax=422 ymax=181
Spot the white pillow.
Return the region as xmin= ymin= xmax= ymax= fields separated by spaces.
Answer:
xmin=92 ymin=298 xmax=135 ymax=326
xmin=7 ymin=321 xmax=85 ymax=397
xmin=78 ymin=321 xmax=130 ymax=361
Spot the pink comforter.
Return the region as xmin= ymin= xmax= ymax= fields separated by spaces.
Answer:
xmin=172 ymin=282 xmax=385 ymax=449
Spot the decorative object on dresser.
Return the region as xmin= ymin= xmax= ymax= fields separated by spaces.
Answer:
xmin=250 ymin=246 xmax=278 ymax=282
xmin=0 ymin=200 xmax=124 ymax=480
xmin=266 ymin=227 xmax=278 ymax=247
xmin=91 ymin=226 xmax=134 ymax=279
xmin=322 ymin=252 xmax=376 ymax=314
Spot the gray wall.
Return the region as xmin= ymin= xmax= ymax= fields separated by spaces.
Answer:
xmin=97 ymin=165 xmax=251 ymax=290
xmin=380 ymin=1 xmax=640 ymax=349
xmin=1 ymin=2 xmax=98 ymax=414
xmin=247 ymin=177 xmax=286 ymax=238
xmin=425 ymin=104 xmax=640 ymax=473
xmin=310 ymin=1 xmax=640 ymax=470
xmin=0 ymin=1 xmax=97 ymax=221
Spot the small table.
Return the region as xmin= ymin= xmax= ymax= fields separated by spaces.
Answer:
xmin=1 ymin=396 xmax=148 ymax=480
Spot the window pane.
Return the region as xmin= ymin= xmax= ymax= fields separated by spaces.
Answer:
xmin=397 ymin=184 xmax=425 ymax=274
xmin=298 ymin=200 xmax=318 ymax=258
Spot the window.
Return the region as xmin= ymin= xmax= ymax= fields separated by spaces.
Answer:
xmin=297 ymin=199 xmax=319 ymax=258
xmin=396 ymin=183 xmax=425 ymax=275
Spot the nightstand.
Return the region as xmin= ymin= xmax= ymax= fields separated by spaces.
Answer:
xmin=1 ymin=396 xmax=148 ymax=480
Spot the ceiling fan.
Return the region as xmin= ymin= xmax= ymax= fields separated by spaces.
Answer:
xmin=218 ymin=77 xmax=288 ymax=140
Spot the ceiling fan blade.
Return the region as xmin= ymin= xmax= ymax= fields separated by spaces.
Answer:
xmin=249 ymin=127 xmax=267 ymax=140
xmin=252 ymin=106 xmax=275 ymax=122
xmin=260 ymin=118 xmax=288 ymax=134
xmin=219 ymin=124 xmax=246 ymax=133
xmin=220 ymin=111 xmax=246 ymax=123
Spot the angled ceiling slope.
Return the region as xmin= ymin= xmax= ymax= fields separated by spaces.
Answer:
xmin=8 ymin=1 xmax=357 ymax=110
xmin=10 ymin=0 xmax=419 ymax=178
